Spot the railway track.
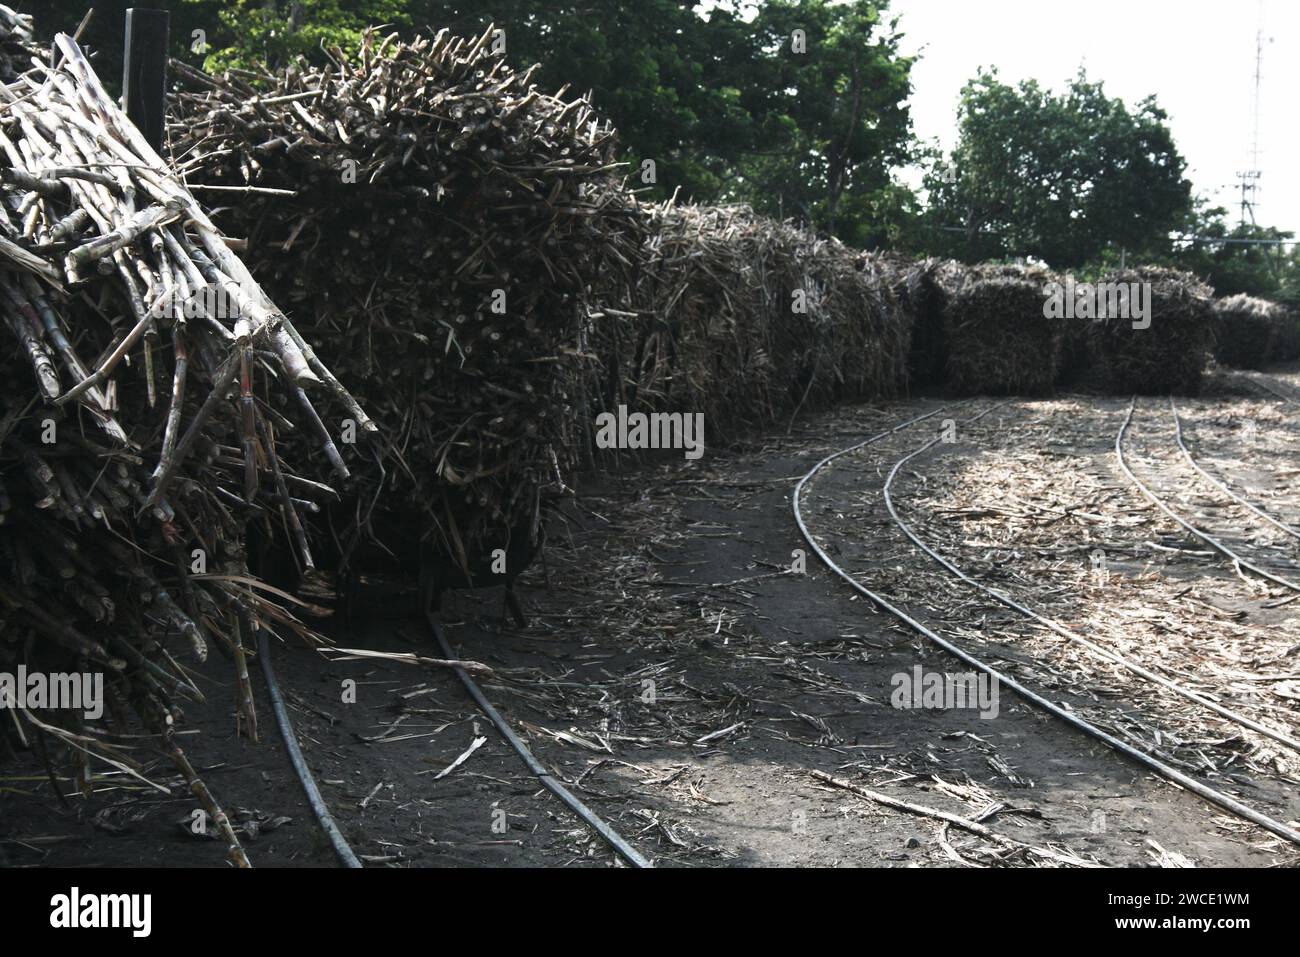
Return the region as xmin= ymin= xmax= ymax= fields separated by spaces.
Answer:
xmin=258 ymin=616 xmax=651 ymax=869
xmin=880 ymin=403 xmax=1300 ymax=752
xmin=795 ymin=399 xmax=1300 ymax=851
xmin=1238 ymin=369 xmax=1300 ymax=406
xmin=1118 ymin=393 xmax=1300 ymax=659
xmin=1117 ymin=398 xmax=1300 ymax=594
xmin=258 ymin=391 xmax=1300 ymax=867
xmin=1168 ymin=396 xmax=1300 ymax=541
xmin=259 ymin=631 xmax=363 ymax=869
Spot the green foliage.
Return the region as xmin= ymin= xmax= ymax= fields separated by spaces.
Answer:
xmin=28 ymin=1 xmax=412 ymax=82
xmin=729 ymin=0 xmax=916 ymax=246
xmin=199 ymin=1 xmax=414 ymax=72
xmin=400 ymin=0 xmax=918 ymax=228
xmin=923 ymin=68 xmax=1194 ymax=269
xmin=1165 ymin=203 xmax=1299 ymax=306
xmin=399 ymin=1 xmax=770 ymax=203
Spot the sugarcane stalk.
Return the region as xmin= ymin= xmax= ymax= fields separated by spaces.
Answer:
xmin=163 ymin=730 xmax=251 ymax=868
xmin=256 ymin=416 xmax=313 ymax=572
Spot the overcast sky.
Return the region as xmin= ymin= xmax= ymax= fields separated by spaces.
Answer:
xmin=888 ymin=0 xmax=1298 ymax=236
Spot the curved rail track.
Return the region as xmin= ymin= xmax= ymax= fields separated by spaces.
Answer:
xmin=1238 ymin=370 xmax=1300 ymax=406
xmin=259 ymin=631 xmax=363 ymax=868
xmin=259 ymin=617 xmax=651 ymax=869
xmin=260 ymin=390 xmax=1300 ymax=866
xmin=426 ymin=613 xmax=652 ymax=868
xmin=1117 ymin=397 xmax=1300 ymax=594
xmin=794 ymin=401 xmax=1300 ymax=849
xmin=878 ymin=403 xmax=1300 ymax=753
xmin=1168 ymin=396 xmax=1300 ymax=541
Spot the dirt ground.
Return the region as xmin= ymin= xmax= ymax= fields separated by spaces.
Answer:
xmin=4 ymin=366 xmax=1300 ymax=868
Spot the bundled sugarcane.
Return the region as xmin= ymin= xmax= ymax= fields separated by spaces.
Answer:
xmin=602 ymin=202 xmax=910 ymax=442
xmin=1211 ymin=293 xmax=1286 ymax=369
xmin=874 ymin=254 xmax=958 ymax=391
xmin=168 ymin=27 xmax=643 ymax=578
xmin=0 ymin=24 xmax=368 ymax=864
xmin=1273 ymin=308 xmax=1300 ymax=363
xmin=1091 ymin=267 xmax=1213 ymax=394
xmin=1054 ymin=279 xmax=1094 ymax=390
xmin=941 ymin=263 xmax=1062 ymax=395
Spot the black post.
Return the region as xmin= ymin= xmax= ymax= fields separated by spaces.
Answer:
xmin=122 ymin=8 xmax=169 ymax=153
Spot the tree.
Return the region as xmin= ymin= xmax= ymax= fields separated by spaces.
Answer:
xmin=197 ymin=1 xmax=413 ymax=72
xmin=1168 ymin=202 xmax=1299 ymax=303
xmin=923 ymin=68 xmax=1193 ymax=268
xmin=730 ymin=0 xmax=916 ymax=246
xmin=401 ymin=1 xmax=772 ymax=203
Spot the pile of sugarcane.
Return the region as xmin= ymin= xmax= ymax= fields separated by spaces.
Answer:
xmin=602 ymin=202 xmax=909 ymax=441
xmin=940 ymin=263 xmax=1062 ymax=395
xmin=1212 ymin=293 xmax=1291 ymax=369
xmin=1091 ymin=267 xmax=1213 ymax=394
xmin=168 ymin=27 xmax=643 ymax=575
xmin=870 ymin=253 xmax=950 ymax=391
xmin=0 ymin=24 xmax=367 ymax=863
xmin=1274 ymin=308 xmax=1300 ymax=362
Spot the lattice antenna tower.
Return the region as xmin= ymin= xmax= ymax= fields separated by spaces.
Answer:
xmin=1236 ymin=3 xmax=1272 ymax=227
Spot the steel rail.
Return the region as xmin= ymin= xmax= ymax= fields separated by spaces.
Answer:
xmin=880 ymin=405 xmax=1300 ymax=753
xmin=1237 ymin=370 xmax=1300 ymax=406
xmin=427 ymin=612 xmax=652 ymax=868
xmin=258 ymin=630 xmax=364 ymax=868
xmin=1117 ymin=397 xmax=1300 ymax=594
xmin=1169 ymin=396 xmax=1300 ymax=541
xmin=793 ymin=404 xmax=1300 ymax=848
